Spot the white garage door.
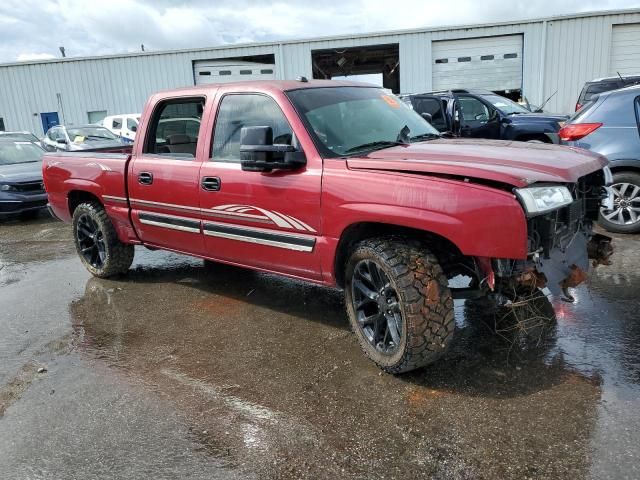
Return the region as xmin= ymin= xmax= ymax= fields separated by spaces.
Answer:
xmin=194 ymin=60 xmax=276 ymax=85
xmin=610 ymin=24 xmax=640 ymax=76
xmin=431 ymin=35 xmax=523 ymax=91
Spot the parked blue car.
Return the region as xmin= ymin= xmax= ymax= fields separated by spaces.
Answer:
xmin=560 ymin=85 xmax=640 ymax=233
xmin=0 ymin=139 xmax=47 ymax=219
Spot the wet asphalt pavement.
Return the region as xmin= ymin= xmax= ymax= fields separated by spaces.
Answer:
xmin=1 ymin=214 xmax=639 ymax=479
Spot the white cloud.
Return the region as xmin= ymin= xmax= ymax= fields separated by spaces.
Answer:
xmin=16 ymin=52 xmax=56 ymax=61
xmin=0 ymin=0 xmax=638 ymax=63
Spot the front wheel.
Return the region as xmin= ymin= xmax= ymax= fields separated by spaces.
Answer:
xmin=72 ymin=202 xmax=134 ymax=277
xmin=344 ymin=238 xmax=454 ymax=374
xmin=599 ymin=171 xmax=640 ymax=233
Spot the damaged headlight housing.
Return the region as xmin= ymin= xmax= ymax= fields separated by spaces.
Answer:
xmin=515 ymin=185 xmax=573 ymax=216
xmin=0 ymin=184 xmax=16 ymax=192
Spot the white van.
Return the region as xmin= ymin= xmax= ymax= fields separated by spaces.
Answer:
xmin=102 ymin=114 xmax=141 ymax=143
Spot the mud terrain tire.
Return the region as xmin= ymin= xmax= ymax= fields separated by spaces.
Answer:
xmin=345 ymin=237 xmax=454 ymax=374
xmin=72 ymin=202 xmax=134 ymax=278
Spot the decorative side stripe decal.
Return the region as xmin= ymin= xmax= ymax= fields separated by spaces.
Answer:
xmin=203 ymin=221 xmax=315 ymax=252
xmin=209 ymin=204 xmax=317 ymax=232
xmin=138 ymin=212 xmax=201 ymax=234
xmin=129 ymin=198 xmax=317 ymax=232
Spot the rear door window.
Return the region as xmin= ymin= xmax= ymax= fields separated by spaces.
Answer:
xmin=144 ymin=98 xmax=204 ymax=158
xmin=411 ymin=97 xmax=448 ymax=131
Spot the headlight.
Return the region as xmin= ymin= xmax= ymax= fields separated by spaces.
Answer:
xmin=515 ymin=185 xmax=573 ymax=216
xmin=0 ymin=184 xmax=16 ymax=192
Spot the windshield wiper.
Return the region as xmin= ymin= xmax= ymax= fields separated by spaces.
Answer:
xmin=344 ymin=140 xmax=407 ymax=154
xmin=86 ymin=135 xmax=113 ymax=140
xmin=409 ymin=133 xmax=441 ymax=142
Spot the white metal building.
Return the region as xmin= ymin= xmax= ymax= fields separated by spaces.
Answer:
xmin=1 ymin=8 xmax=639 ymax=134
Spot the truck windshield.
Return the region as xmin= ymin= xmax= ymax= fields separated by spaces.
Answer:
xmin=0 ymin=141 xmax=44 ymax=165
xmin=287 ymin=87 xmax=440 ymax=157
xmin=480 ymin=94 xmax=531 ymax=115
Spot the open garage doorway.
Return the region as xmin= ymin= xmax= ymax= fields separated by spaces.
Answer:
xmin=311 ymin=44 xmax=400 ymax=93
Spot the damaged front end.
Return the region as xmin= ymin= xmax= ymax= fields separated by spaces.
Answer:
xmin=490 ymin=168 xmax=614 ymax=301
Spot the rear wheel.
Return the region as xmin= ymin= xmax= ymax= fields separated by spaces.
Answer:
xmin=72 ymin=202 xmax=134 ymax=277
xmin=599 ymin=171 xmax=640 ymax=233
xmin=344 ymin=238 xmax=454 ymax=374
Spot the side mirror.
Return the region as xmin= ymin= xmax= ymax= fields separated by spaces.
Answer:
xmin=500 ymin=117 xmax=512 ymax=125
xmin=57 ymin=138 xmax=68 ymax=144
xmin=131 ymin=125 xmax=137 ymax=132
xmin=420 ymin=112 xmax=433 ymax=124
xmin=239 ymin=126 xmax=306 ymax=172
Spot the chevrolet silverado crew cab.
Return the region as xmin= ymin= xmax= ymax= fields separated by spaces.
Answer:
xmin=44 ymin=80 xmax=613 ymax=374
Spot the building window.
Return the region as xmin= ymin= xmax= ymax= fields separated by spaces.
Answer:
xmin=435 ymin=58 xmax=448 ymax=64
xmin=199 ymin=71 xmax=211 ymax=76
xmin=481 ymin=55 xmax=494 ymax=61
xmin=504 ymin=53 xmax=518 ymax=59
xmin=260 ymin=69 xmax=274 ymax=74
xmin=219 ymin=70 xmax=232 ymax=76
xmin=87 ymin=110 xmax=107 ymax=124
xmin=457 ymin=57 xmax=471 ymax=62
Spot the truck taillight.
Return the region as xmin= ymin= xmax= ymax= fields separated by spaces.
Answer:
xmin=558 ymin=123 xmax=602 ymax=142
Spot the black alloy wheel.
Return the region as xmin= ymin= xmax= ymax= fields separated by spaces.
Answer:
xmin=76 ymin=213 xmax=107 ymax=269
xmin=351 ymin=259 xmax=403 ymax=355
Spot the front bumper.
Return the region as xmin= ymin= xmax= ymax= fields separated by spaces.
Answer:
xmin=534 ymin=230 xmax=612 ymax=295
xmin=0 ymin=193 xmax=48 ymax=217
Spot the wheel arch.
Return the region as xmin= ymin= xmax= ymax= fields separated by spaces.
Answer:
xmin=333 ymin=222 xmax=465 ymax=288
xmin=68 ymin=190 xmax=103 ymax=216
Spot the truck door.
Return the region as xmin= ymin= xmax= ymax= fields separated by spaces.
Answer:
xmin=198 ymin=90 xmax=322 ymax=280
xmin=128 ymin=96 xmax=207 ymax=256
xmin=455 ymin=94 xmax=501 ymax=139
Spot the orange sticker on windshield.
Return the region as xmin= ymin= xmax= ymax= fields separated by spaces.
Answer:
xmin=381 ymin=95 xmax=400 ymax=108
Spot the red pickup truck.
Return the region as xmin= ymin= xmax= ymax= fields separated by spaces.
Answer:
xmin=44 ymin=80 xmax=613 ymax=373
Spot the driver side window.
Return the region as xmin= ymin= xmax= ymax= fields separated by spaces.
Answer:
xmin=458 ymin=96 xmax=490 ymax=123
xmin=211 ymin=94 xmax=293 ymax=162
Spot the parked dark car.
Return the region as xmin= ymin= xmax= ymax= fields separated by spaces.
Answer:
xmin=42 ymin=125 xmax=126 ymax=152
xmin=0 ymin=131 xmax=42 ymax=144
xmin=400 ymin=89 xmax=566 ymax=143
xmin=0 ymin=139 xmax=48 ymax=219
xmin=575 ymin=75 xmax=640 ymax=112
xmin=560 ymin=85 xmax=640 ymax=233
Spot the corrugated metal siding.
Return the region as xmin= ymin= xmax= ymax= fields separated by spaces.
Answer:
xmin=542 ymin=12 xmax=640 ymax=113
xmin=1 ymin=10 xmax=640 ymax=132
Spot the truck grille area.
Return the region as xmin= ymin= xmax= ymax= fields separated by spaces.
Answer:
xmin=527 ymin=169 xmax=607 ymax=257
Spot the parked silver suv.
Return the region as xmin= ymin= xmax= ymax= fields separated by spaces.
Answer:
xmin=560 ymin=85 xmax=640 ymax=233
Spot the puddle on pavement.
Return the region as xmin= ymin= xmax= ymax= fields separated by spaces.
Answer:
xmin=66 ymin=248 xmax=637 ymax=479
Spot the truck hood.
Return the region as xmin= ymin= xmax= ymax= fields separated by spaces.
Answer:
xmin=346 ymin=139 xmax=607 ymax=188
xmin=0 ymin=161 xmax=43 ymax=183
